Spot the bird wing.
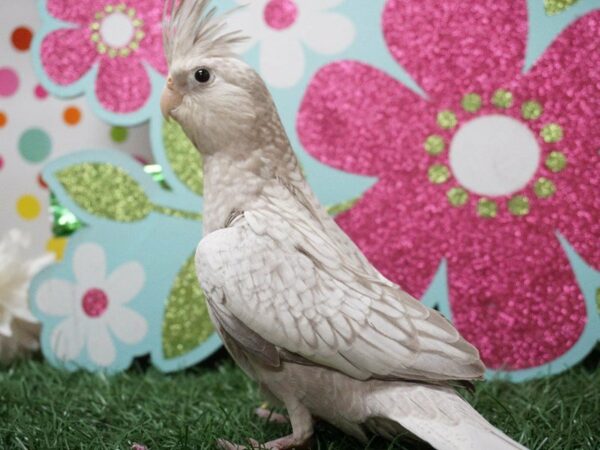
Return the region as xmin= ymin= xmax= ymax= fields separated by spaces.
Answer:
xmin=196 ymin=181 xmax=484 ymax=382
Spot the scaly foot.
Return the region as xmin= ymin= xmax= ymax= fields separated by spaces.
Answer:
xmin=216 ymin=434 xmax=310 ymax=449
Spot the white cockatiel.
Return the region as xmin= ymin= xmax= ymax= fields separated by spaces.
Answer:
xmin=160 ymin=1 xmax=528 ymax=449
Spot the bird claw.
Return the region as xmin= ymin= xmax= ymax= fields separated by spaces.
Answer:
xmin=216 ymin=435 xmax=308 ymax=450
xmin=254 ymin=407 xmax=289 ymax=424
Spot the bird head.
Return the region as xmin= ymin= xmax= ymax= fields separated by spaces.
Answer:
xmin=161 ymin=0 xmax=270 ymax=156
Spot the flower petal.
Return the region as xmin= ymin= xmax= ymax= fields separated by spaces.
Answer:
xmin=107 ymin=306 xmax=148 ymax=344
xmin=105 ymin=262 xmax=145 ymax=305
xmin=225 ymin=9 xmax=264 ymax=53
xmin=86 ymin=321 xmax=116 ymax=367
xmin=95 ymin=58 xmax=151 ymax=113
xmin=40 ymin=28 xmax=97 ymax=86
xmin=447 ymin=224 xmax=586 ymax=370
xmin=47 ymin=0 xmax=97 ymax=25
xmin=259 ymin=34 xmax=304 ymax=88
xmin=299 ymin=12 xmax=355 ymax=55
xmin=36 ymin=279 xmax=76 ymax=317
xmin=50 ymin=317 xmax=85 ymax=362
xmin=73 ymin=243 xmax=106 ymax=289
xmin=298 ymin=61 xmax=434 ymax=176
xmin=382 ymin=0 xmax=527 ymax=101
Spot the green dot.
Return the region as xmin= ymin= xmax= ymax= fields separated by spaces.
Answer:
xmin=492 ymin=89 xmax=513 ymax=108
xmin=424 ymin=135 xmax=445 ymax=155
xmin=522 ymin=101 xmax=543 ymax=120
xmin=477 ymin=198 xmax=497 ymax=218
xmin=437 ymin=110 xmax=457 ymax=129
xmin=534 ymin=177 xmax=556 ymax=198
xmin=111 ymin=126 xmax=128 ymax=143
xmin=541 ymin=124 xmax=563 ymax=143
xmin=447 ymin=187 xmax=469 ymax=207
xmin=508 ymin=195 xmax=530 ymax=216
xmin=428 ymin=164 xmax=451 ymax=184
xmin=18 ymin=128 xmax=52 ymax=163
xmin=461 ymin=93 xmax=482 ymax=113
xmin=546 ymin=151 xmax=567 ymax=172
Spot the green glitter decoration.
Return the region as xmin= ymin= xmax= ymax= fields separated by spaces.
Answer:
xmin=508 ymin=195 xmax=530 ymax=216
xmin=428 ymin=164 xmax=451 ymax=184
xmin=50 ymin=193 xmax=83 ymax=237
xmin=522 ymin=101 xmax=543 ymax=120
xmin=544 ymin=0 xmax=579 ymax=15
xmin=477 ymin=198 xmax=498 ymax=218
xmin=424 ymin=135 xmax=445 ymax=155
xmin=447 ymin=187 xmax=469 ymax=207
xmin=461 ymin=93 xmax=482 ymax=113
xmin=327 ymin=198 xmax=358 ymax=216
xmin=546 ymin=151 xmax=567 ymax=172
xmin=162 ymin=254 xmax=214 ymax=359
xmin=492 ymin=89 xmax=513 ymax=108
xmin=541 ymin=124 xmax=563 ymax=143
xmin=163 ymin=120 xmax=204 ymax=196
xmin=535 ymin=177 xmax=556 ymax=198
xmin=437 ymin=110 xmax=457 ymax=129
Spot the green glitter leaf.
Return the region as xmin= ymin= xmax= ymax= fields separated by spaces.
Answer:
xmin=163 ymin=120 xmax=203 ymax=196
xmin=544 ymin=0 xmax=579 ymax=15
xmin=327 ymin=198 xmax=358 ymax=216
xmin=162 ymin=254 xmax=214 ymax=359
xmin=56 ymin=163 xmax=153 ymax=222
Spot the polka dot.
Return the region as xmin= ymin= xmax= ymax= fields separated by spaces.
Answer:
xmin=0 ymin=155 xmax=4 ymax=170
xmin=18 ymin=128 xmax=52 ymax=163
xmin=0 ymin=111 xmax=7 ymax=128
xmin=11 ymin=27 xmax=33 ymax=51
xmin=63 ymin=106 xmax=82 ymax=125
xmin=111 ymin=126 xmax=128 ymax=142
xmin=46 ymin=237 xmax=68 ymax=261
xmin=16 ymin=195 xmax=42 ymax=220
xmin=38 ymin=173 xmax=48 ymax=189
xmin=0 ymin=67 xmax=19 ymax=97
xmin=34 ymin=85 xmax=48 ymax=99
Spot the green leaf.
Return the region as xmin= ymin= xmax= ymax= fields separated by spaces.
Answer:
xmin=162 ymin=254 xmax=214 ymax=359
xmin=544 ymin=0 xmax=579 ymax=15
xmin=162 ymin=120 xmax=203 ymax=196
xmin=56 ymin=163 xmax=153 ymax=222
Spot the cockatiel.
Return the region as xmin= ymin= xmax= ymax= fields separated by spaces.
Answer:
xmin=160 ymin=1 xmax=528 ymax=449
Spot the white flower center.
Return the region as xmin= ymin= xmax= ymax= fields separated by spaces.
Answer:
xmin=100 ymin=12 xmax=134 ymax=48
xmin=449 ymin=115 xmax=540 ymax=197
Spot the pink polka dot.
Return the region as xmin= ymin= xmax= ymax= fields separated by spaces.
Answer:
xmin=82 ymin=288 xmax=109 ymax=317
xmin=0 ymin=155 xmax=4 ymax=170
xmin=264 ymin=0 xmax=298 ymax=30
xmin=0 ymin=67 xmax=19 ymax=97
xmin=34 ymin=84 xmax=48 ymax=99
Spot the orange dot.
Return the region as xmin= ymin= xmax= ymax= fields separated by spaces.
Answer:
xmin=11 ymin=26 xmax=33 ymax=51
xmin=63 ymin=106 xmax=82 ymax=125
xmin=0 ymin=112 xmax=7 ymax=127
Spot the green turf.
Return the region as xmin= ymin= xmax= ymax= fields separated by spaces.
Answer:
xmin=0 ymin=349 xmax=598 ymax=450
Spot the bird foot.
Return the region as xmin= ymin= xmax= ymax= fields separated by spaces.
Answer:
xmin=254 ymin=407 xmax=289 ymax=424
xmin=216 ymin=434 xmax=310 ymax=450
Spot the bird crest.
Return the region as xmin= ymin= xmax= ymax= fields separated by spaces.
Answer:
xmin=162 ymin=0 xmax=247 ymax=66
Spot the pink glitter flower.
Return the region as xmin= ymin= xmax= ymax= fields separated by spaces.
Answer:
xmin=298 ymin=0 xmax=600 ymax=371
xmin=40 ymin=0 xmax=167 ymax=113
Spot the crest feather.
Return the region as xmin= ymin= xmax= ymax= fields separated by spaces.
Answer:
xmin=163 ymin=0 xmax=248 ymax=66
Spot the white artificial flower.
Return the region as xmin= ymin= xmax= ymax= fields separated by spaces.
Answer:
xmin=36 ymin=243 xmax=148 ymax=367
xmin=229 ymin=0 xmax=356 ymax=88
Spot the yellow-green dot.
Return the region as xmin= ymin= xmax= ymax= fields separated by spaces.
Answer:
xmin=447 ymin=187 xmax=469 ymax=207
xmin=522 ymin=100 xmax=543 ymax=120
xmin=534 ymin=177 xmax=556 ymax=198
xmin=492 ymin=89 xmax=513 ymax=108
xmin=428 ymin=164 xmax=451 ymax=184
xmin=111 ymin=126 xmax=128 ymax=143
xmin=90 ymin=22 xmax=100 ymax=31
xmin=477 ymin=198 xmax=498 ymax=218
xmin=508 ymin=195 xmax=530 ymax=216
xmin=546 ymin=151 xmax=567 ymax=172
xmin=105 ymin=5 xmax=114 ymax=13
xmin=461 ymin=93 xmax=482 ymax=113
xmin=91 ymin=33 xmax=100 ymax=42
xmin=437 ymin=110 xmax=457 ymax=129
xmin=424 ymin=135 xmax=445 ymax=155
xmin=541 ymin=123 xmax=563 ymax=143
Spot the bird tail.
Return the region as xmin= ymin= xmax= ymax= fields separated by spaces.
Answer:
xmin=365 ymin=382 xmax=528 ymax=450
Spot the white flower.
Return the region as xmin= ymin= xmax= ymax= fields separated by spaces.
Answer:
xmin=229 ymin=0 xmax=356 ymax=88
xmin=36 ymin=243 xmax=148 ymax=367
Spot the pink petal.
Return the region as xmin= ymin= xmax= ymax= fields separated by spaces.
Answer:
xmin=47 ymin=0 xmax=97 ymax=25
xmin=382 ymin=0 xmax=527 ymax=102
xmin=514 ymin=11 xmax=600 ymax=270
xmin=447 ymin=223 xmax=587 ymax=370
xmin=297 ymin=61 xmax=434 ymax=177
xmin=41 ymin=29 xmax=97 ymax=86
xmin=95 ymin=57 xmax=151 ymax=113
xmin=135 ymin=1 xmax=168 ymax=75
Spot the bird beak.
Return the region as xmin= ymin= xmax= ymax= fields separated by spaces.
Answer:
xmin=160 ymin=76 xmax=183 ymax=120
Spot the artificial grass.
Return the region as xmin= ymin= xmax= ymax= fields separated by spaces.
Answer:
xmin=0 ymin=349 xmax=598 ymax=450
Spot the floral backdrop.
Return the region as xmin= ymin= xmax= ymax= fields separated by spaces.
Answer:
xmin=0 ymin=0 xmax=596 ymax=380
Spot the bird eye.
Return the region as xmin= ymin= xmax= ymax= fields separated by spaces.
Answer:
xmin=194 ymin=68 xmax=211 ymax=83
